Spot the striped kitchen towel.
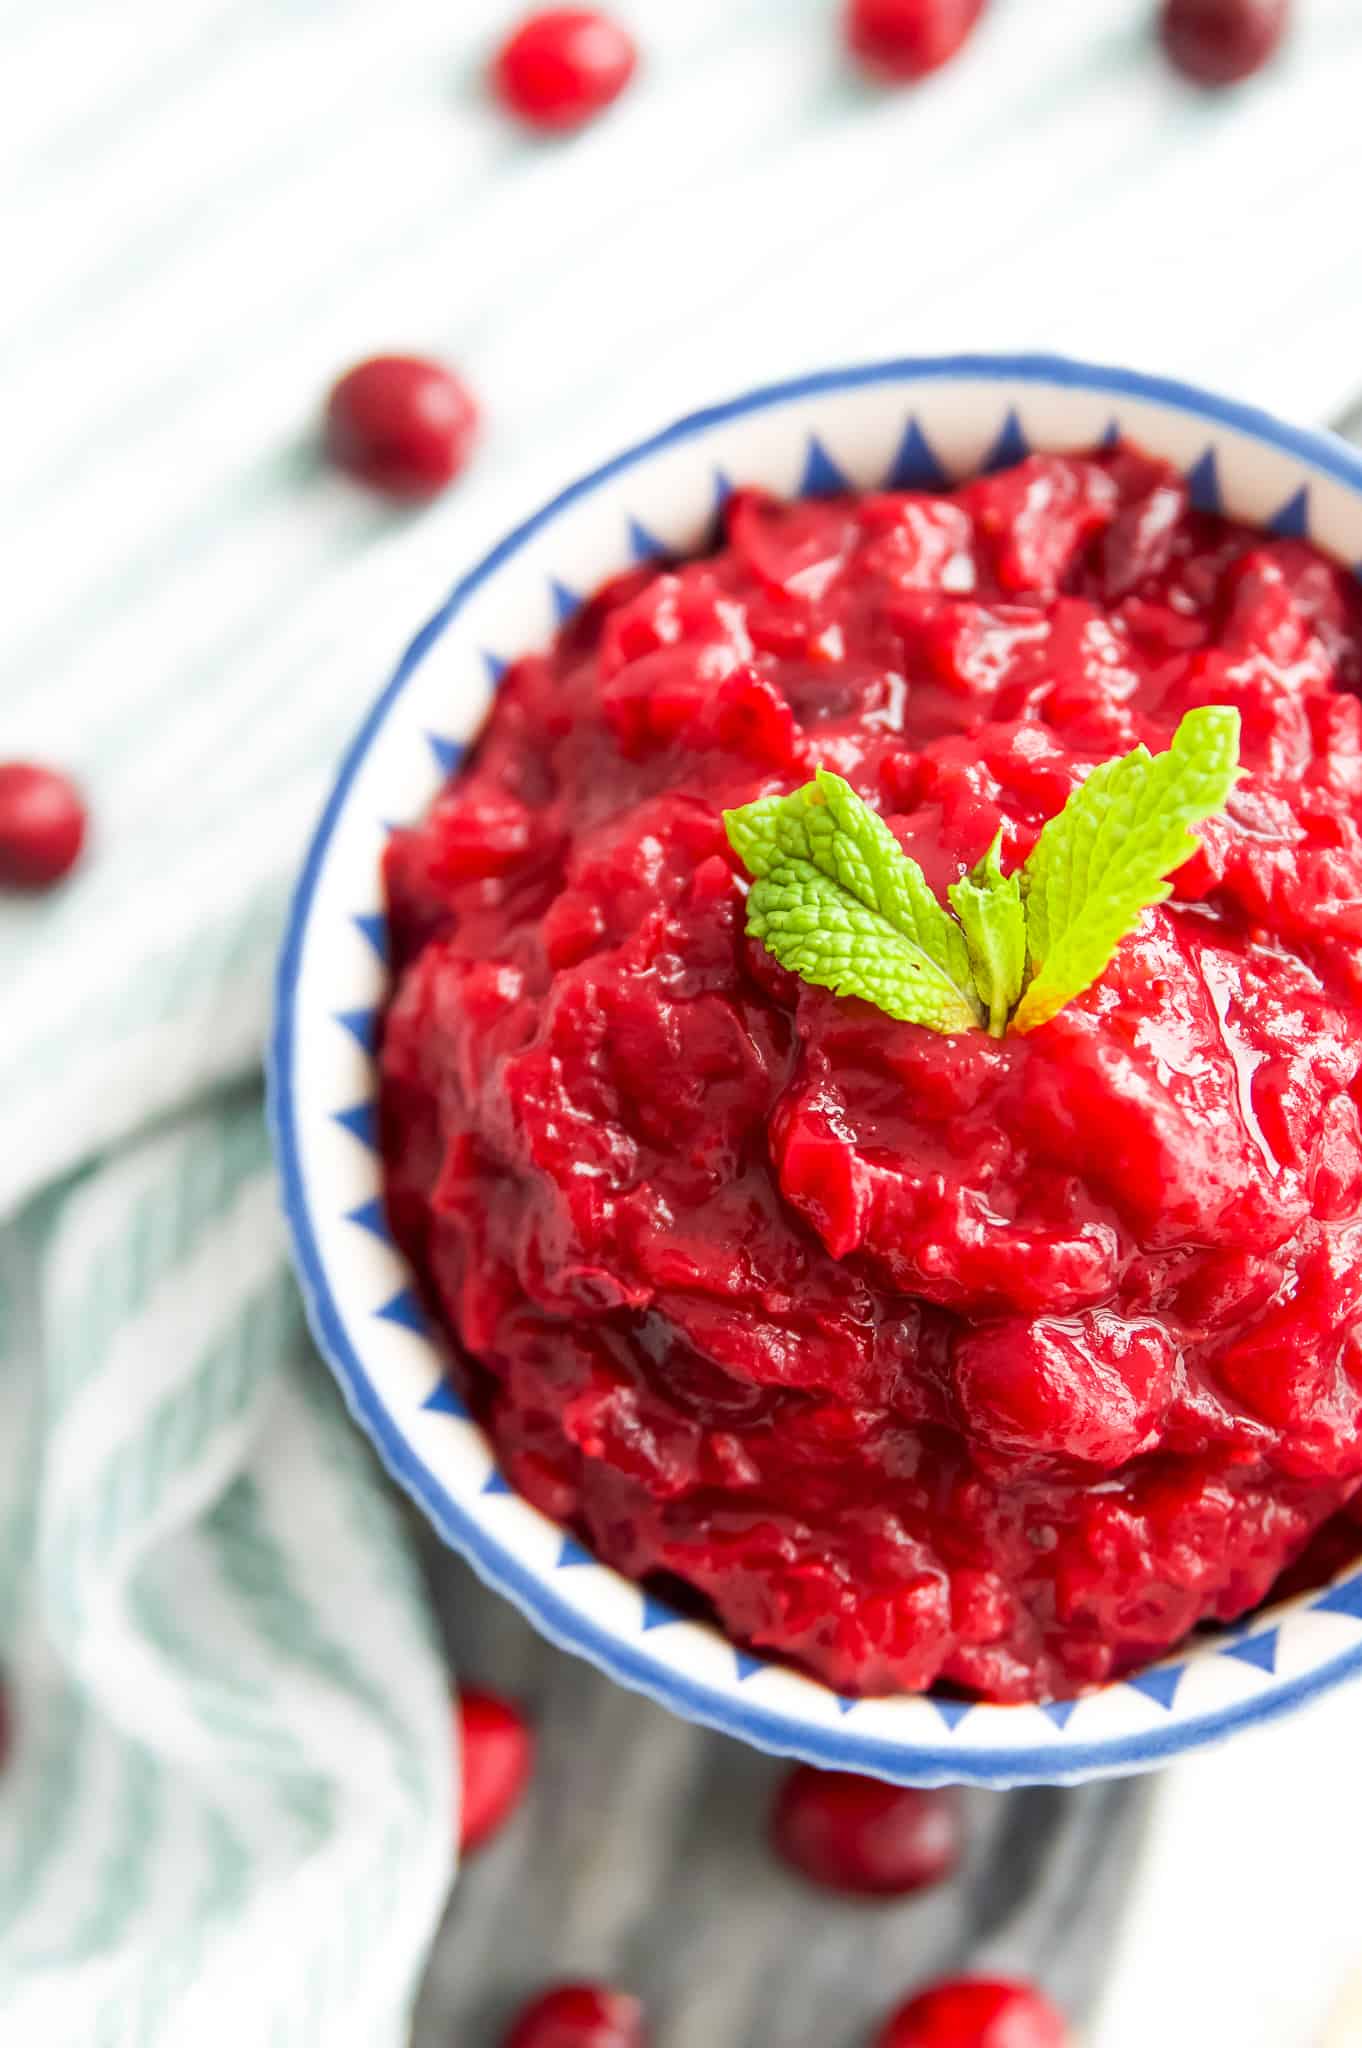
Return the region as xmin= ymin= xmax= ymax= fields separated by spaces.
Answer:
xmin=0 ymin=1019 xmax=454 ymax=2037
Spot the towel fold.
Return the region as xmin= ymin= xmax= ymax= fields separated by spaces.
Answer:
xmin=0 ymin=970 xmax=454 ymax=2042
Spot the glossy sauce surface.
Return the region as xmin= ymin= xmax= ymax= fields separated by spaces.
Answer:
xmin=382 ymin=448 xmax=1362 ymax=1701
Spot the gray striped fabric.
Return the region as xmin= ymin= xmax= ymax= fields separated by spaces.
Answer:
xmin=4 ymin=2 xmax=1362 ymax=2037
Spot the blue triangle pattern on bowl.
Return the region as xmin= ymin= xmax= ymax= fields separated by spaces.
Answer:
xmin=482 ymin=649 xmax=508 ymax=685
xmin=734 ymin=1650 xmax=765 ymax=1683
xmin=550 ymin=578 xmax=582 ymax=623
xmin=628 ymin=516 xmax=668 ymax=563
xmin=332 ymin=1102 xmax=379 ymax=1151
xmin=883 ymin=416 xmax=950 ymax=492
xmin=1313 ymin=1572 xmax=1362 ymax=1620
xmin=930 ymin=1698 xmax=972 ymax=1733
xmin=426 ymin=732 xmax=462 ymax=777
xmin=981 ymin=408 xmax=1030 ymax=474
xmin=481 ymin=1469 xmax=513 ymax=1495
xmin=1099 ymin=417 xmax=1122 ymax=450
xmin=344 ymin=1196 xmax=390 ymax=1244
xmin=799 ymin=434 xmax=852 ymax=498
xmin=1042 ymin=1698 xmax=1079 ymax=1731
xmin=352 ymin=911 xmax=387 ymax=963
xmin=1124 ymin=1664 xmax=1185 ymax=1712
xmin=641 ymin=1594 xmax=683 ymax=1633
xmin=1220 ymin=1629 xmax=1279 ymax=1676
xmin=557 ymin=1536 xmax=596 ymax=1569
xmin=1269 ymin=486 xmax=1310 ymax=539
xmin=1184 ymin=447 xmax=1222 ymax=515
xmin=835 ymin=1695 xmax=858 ymax=1717
xmin=334 ymin=1006 xmax=379 ymax=1054
xmin=421 ymin=1378 xmax=469 ymax=1417
xmin=377 ymin=1287 xmax=429 ymax=1337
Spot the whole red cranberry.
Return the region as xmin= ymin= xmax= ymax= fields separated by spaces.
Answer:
xmin=457 ymin=1688 xmax=534 ymax=1854
xmin=0 ymin=763 xmax=87 ymax=889
xmin=876 ymin=1977 xmax=1070 ymax=2048
xmin=1159 ymin=0 xmax=1290 ymax=85
xmin=845 ymin=0 xmax=987 ymax=80
xmin=771 ymin=1767 xmax=963 ymax=1897
xmin=503 ymin=1983 xmax=647 ymax=2048
xmin=492 ymin=11 xmax=638 ymax=132
xmin=324 ymin=355 xmax=478 ymax=499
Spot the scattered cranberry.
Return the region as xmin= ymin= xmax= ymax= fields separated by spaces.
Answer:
xmin=492 ymin=11 xmax=638 ymax=132
xmin=503 ymin=1983 xmax=647 ymax=2048
xmin=457 ymin=1688 xmax=534 ymax=1854
xmin=771 ymin=1767 xmax=963 ymax=1898
xmin=876 ymin=1977 xmax=1070 ymax=2048
xmin=1159 ymin=0 xmax=1289 ymax=85
xmin=0 ymin=763 xmax=87 ymax=889
xmin=324 ymin=355 xmax=478 ymax=499
xmin=845 ymin=0 xmax=987 ymax=81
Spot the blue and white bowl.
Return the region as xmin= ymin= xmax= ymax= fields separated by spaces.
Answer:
xmin=269 ymin=354 xmax=1362 ymax=1786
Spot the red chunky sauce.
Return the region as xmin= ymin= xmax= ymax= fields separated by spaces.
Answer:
xmin=381 ymin=445 xmax=1362 ymax=1702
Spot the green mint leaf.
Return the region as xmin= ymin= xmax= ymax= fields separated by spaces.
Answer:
xmin=744 ymin=860 xmax=983 ymax=1032
xmin=947 ymin=830 xmax=1026 ymax=1038
xmin=721 ymin=790 xmax=793 ymax=880
xmin=809 ymin=770 xmax=975 ymax=992
xmin=727 ymin=772 xmax=974 ymax=987
xmin=725 ymin=774 xmax=982 ymax=1033
xmin=1013 ymin=705 xmax=1241 ymax=1034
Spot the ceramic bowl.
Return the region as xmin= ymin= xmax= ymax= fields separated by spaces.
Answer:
xmin=269 ymin=353 xmax=1362 ymax=1785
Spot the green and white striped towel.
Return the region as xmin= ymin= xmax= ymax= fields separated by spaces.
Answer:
xmin=0 ymin=1062 xmax=453 ymax=2036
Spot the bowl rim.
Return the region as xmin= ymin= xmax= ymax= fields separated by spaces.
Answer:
xmin=268 ymin=351 xmax=1362 ymax=1784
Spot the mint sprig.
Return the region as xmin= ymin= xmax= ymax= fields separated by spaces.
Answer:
xmin=947 ymin=830 xmax=1026 ymax=1038
xmin=723 ymin=707 xmax=1241 ymax=1038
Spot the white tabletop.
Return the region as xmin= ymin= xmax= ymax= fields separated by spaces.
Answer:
xmin=1097 ymin=1685 xmax=1362 ymax=2048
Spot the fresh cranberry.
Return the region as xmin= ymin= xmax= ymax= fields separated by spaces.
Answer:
xmin=457 ymin=1688 xmax=534 ymax=1854
xmin=876 ymin=1977 xmax=1070 ymax=2048
xmin=492 ymin=11 xmax=638 ymax=132
xmin=0 ymin=763 xmax=87 ymax=889
xmin=771 ymin=1767 xmax=963 ymax=1897
xmin=502 ymin=1983 xmax=647 ymax=2048
xmin=845 ymin=0 xmax=987 ymax=80
xmin=1159 ymin=0 xmax=1289 ymax=85
xmin=324 ymin=355 xmax=478 ymax=499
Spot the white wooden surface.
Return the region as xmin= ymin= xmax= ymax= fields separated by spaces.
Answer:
xmin=8 ymin=2 xmax=1362 ymax=2041
xmin=1097 ymin=1683 xmax=1362 ymax=2048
